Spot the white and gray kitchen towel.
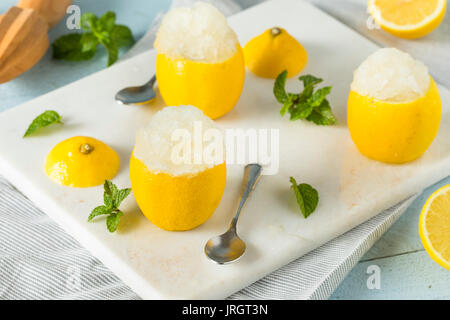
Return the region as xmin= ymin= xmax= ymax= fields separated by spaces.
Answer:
xmin=0 ymin=0 xmax=448 ymax=300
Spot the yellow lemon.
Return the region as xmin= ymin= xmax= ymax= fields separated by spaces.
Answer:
xmin=154 ymin=3 xmax=245 ymax=120
xmin=130 ymin=106 xmax=226 ymax=231
xmin=348 ymin=48 xmax=441 ymax=164
xmin=243 ymin=27 xmax=307 ymax=79
xmin=419 ymin=185 xmax=450 ymax=270
xmin=368 ymin=0 xmax=447 ymax=39
xmin=45 ymin=136 xmax=120 ymax=188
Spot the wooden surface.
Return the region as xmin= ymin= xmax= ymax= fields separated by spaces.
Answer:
xmin=0 ymin=0 xmax=448 ymax=300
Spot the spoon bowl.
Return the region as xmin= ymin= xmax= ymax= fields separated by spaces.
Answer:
xmin=205 ymin=229 xmax=246 ymax=265
xmin=115 ymin=75 xmax=157 ymax=105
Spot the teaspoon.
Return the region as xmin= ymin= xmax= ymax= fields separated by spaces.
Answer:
xmin=205 ymin=163 xmax=263 ymax=264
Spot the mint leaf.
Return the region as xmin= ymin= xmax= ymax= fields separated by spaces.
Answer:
xmin=290 ymin=102 xmax=313 ymax=120
xmin=111 ymin=25 xmax=135 ymax=47
xmin=103 ymin=180 xmax=117 ymax=207
xmin=81 ymin=33 xmax=99 ymax=53
xmin=274 ymin=70 xmax=288 ymax=103
xmin=90 ymin=180 xmax=131 ymax=233
xmin=88 ymin=205 xmax=111 ymax=221
xmin=114 ymin=188 xmax=132 ymax=208
xmin=98 ymin=11 xmax=116 ymax=32
xmin=104 ymin=193 xmax=113 ymax=209
xmin=53 ymin=11 xmax=134 ymax=67
xmin=274 ymin=72 xmax=336 ymax=126
xmin=290 ymin=177 xmax=319 ymax=218
xmin=52 ymin=34 xmax=96 ymax=61
xmin=80 ymin=13 xmax=97 ymax=31
xmin=297 ymin=183 xmax=319 ymax=218
xmin=106 ymin=211 xmax=123 ymax=233
xmin=280 ymin=93 xmax=296 ymax=116
xmin=307 ymin=100 xmax=337 ymax=126
xmin=105 ymin=43 xmax=119 ymax=66
xmin=23 ymin=110 xmax=62 ymax=137
xmin=299 ymin=74 xmax=322 ymax=87
xmin=308 ymin=86 xmax=332 ymax=107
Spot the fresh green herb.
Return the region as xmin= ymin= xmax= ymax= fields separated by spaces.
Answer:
xmin=52 ymin=11 xmax=134 ymax=66
xmin=274 ymin=71 xmax=337 ymax=125
xmin=88 ymin=180 xmax=132 ymax=232
xmin=23 ymin=110 xmax=62 ymax=137
xmin=289 ymin=177 xmax=319 ymax=218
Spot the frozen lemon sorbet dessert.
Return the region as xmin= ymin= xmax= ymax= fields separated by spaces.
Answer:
xmin=45 ymin=136 xmax=120 ymax=188
xmin=348 ymin=48 xmax=441 ymax=164
xmin=130 ymin=106 xmax=226 ymax=231
xmin=154 ymin=2 xmax=245 ymax=119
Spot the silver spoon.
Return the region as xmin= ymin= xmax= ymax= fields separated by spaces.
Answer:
xmin=205 ymin=163 xmax=263 ymax=264
xmin=115 ymin=75 xmax=157 ymax=105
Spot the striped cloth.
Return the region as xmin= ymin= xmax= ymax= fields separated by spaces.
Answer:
xmin=0 ymin=175 xmax=415 ymax=299
xmin=2 ymin=0 xmax=446 ymax=299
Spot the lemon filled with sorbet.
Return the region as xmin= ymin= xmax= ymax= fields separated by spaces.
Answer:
xmin=45 ymin=136 xmax=120 ymax=188
xmin=130 ymin=106 xmax=226 ymax=231
xmin=347 ymin=48 xmax=441 ymax=164
xmin=154 ymin=2 xmax=245 ymax=120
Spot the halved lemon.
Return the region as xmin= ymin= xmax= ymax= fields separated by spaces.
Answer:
xmin=130 ymin=106 xmax=226 ymax=231
xmin=348 ymin=48 xmax=441 ymax=164
xmin=45 ymin=136 xmax=120 ymax=188
xmin=154 ymin=3 xmax=245 ymax=120
xmin=419 ymin=185 xmax=450 ymax=270
xmin=368 ymin=0 xmax=447 ymax=39
xmin=243 ymin=27 xmax=308 ymax=79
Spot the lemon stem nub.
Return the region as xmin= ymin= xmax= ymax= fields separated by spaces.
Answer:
xmin=271 ymin=27 xmax=282 ymax=37
xmin=80 ymin=143 xmax=94 ymax=154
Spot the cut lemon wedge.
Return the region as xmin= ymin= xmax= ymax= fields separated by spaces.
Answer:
xmin=368 ymin=0 xmax=447 ymax=39
xmin=419 ymin=185 xmax=450 ymax=270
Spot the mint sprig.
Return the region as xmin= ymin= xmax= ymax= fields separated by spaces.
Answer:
xmin=88 ymin=180 xmax=132 ymax=232
xmin=274 ymin=71 xmax=337 ymax=125
xmin=290 ymin=177 xmax=319 ymax=218
xmin=23 ymin=110 xmax=62 ymax=137
xmin=52 ymin=11 xmax=134 ymax=67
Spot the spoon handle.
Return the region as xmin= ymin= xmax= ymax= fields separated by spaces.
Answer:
xmin=145 ymin=74 xmax=157 ymax=88
xmin=230 ymin=163 xmax=262 ymax=229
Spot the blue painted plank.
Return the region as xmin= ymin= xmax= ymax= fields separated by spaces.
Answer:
xmin=330 ymin=250 xmax=450 ymax=300
xmin=333 ymin=176 xmax=450 ymax=299
xmin=362 ymin=176 xmax=450 ymax=261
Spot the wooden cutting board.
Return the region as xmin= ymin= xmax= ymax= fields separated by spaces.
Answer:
xmin=0 ymin=0 xmax=449 ymax=299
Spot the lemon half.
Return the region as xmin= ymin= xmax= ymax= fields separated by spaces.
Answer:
xmin=154 ymin=2 xmax=245 ymax=120
xmin=243 ymin=27 xmax=308 ymax=79
xmin=130 ymin=106 xmax=226 ymax=231
xmin=348 ymin=48 xmax=441 ymax=164
xmin=45 ymin=136 xmax=120 ymax=188
xmin=419 ymin=185 xmax=450 ymax=270
xmin=368 ymin=0 xmax=447 ymax=39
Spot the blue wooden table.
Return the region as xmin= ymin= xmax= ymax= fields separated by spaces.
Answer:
xmin=0 ymin=0 xmax=448 ymax=299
